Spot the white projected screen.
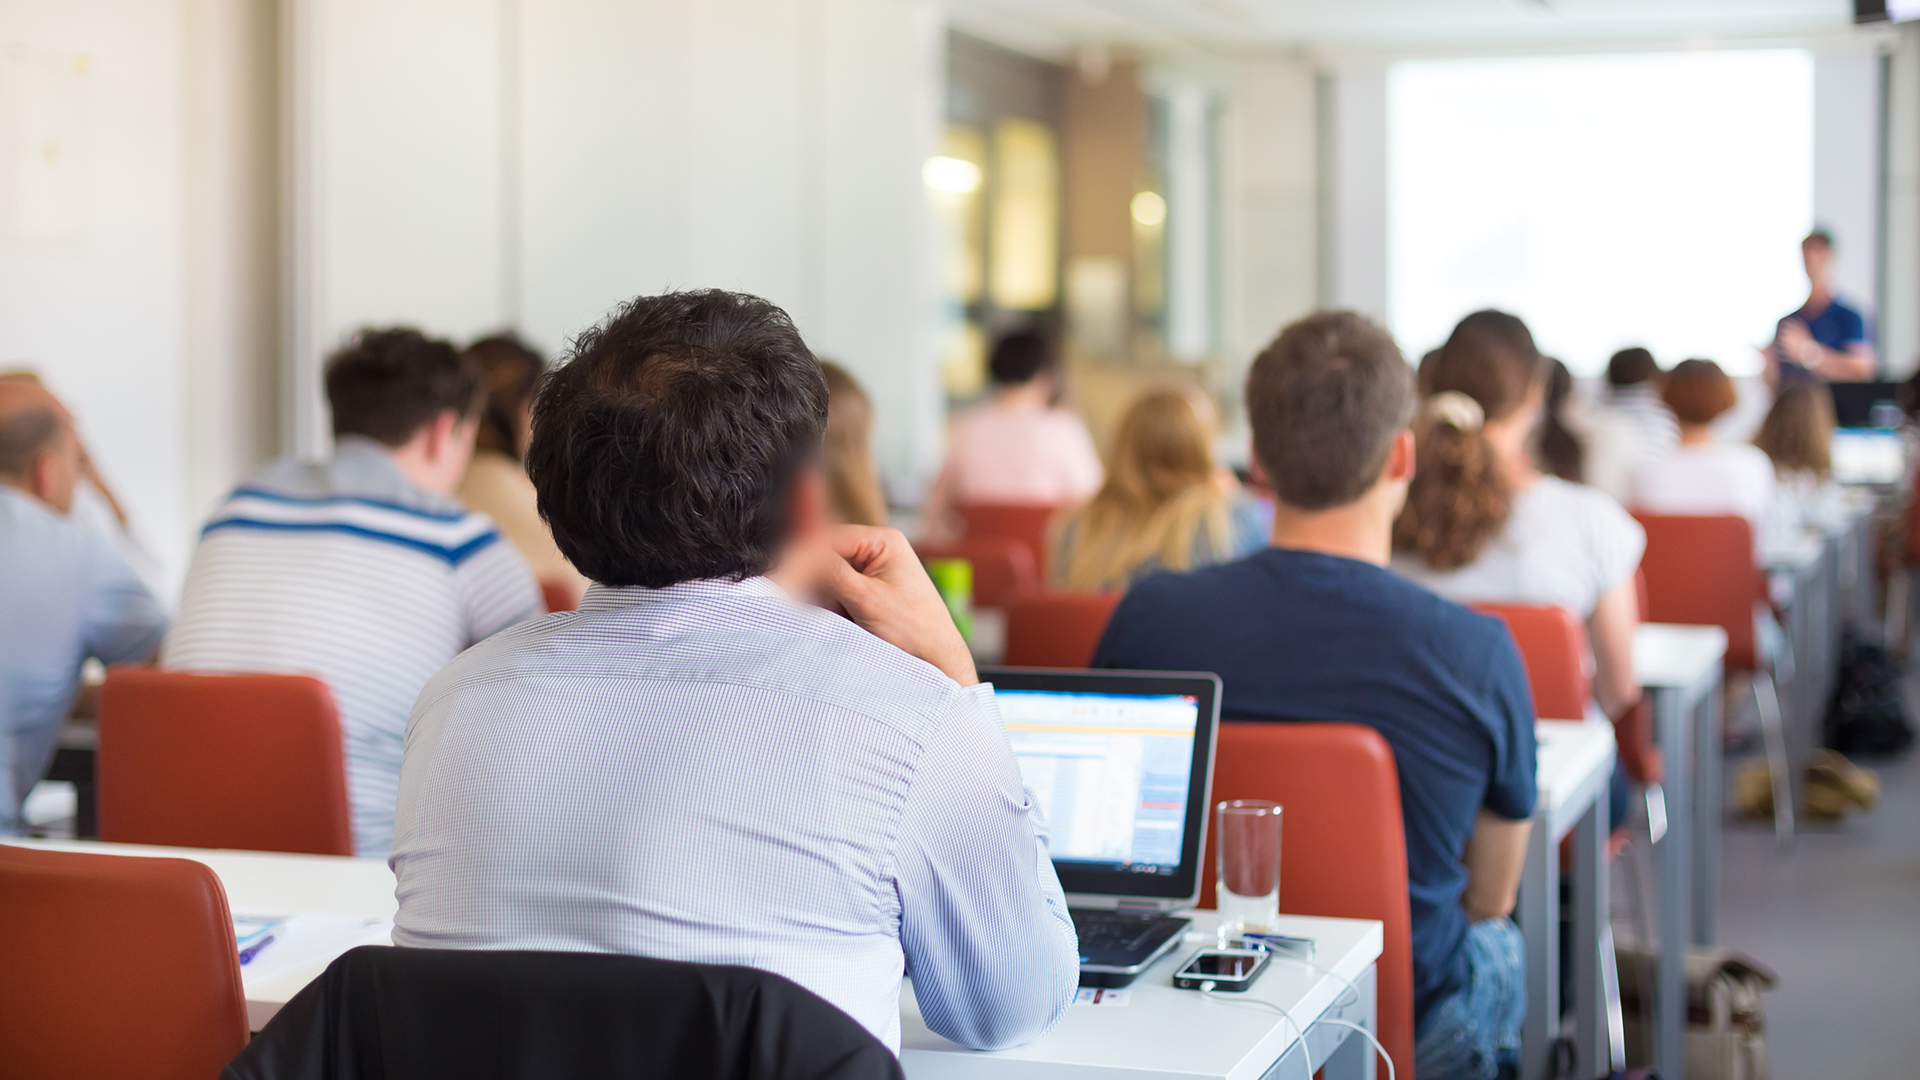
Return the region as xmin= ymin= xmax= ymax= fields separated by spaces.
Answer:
xmin=1388 ymin=50 xmax=1814 ymax=377
xmin=999 ymin=690 xmax=1198 ymax=874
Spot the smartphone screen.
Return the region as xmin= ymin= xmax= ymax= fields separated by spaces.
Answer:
xmin=1184 ymin=951 xmax=1264 ymax=979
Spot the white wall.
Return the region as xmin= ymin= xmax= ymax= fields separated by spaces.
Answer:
xmin=1217 ymin=54 xmax=1318 ymax=372
xmin=288 ymin=0 xmax=946 ymax=484
xmin=1322 ymin=63 xmax=1388 ymax=325
xmin=1812 ymin=44 xmax=1882 ymax=328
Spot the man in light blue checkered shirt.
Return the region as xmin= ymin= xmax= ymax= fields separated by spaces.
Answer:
xmin=391 ymin=290 xmax=1080 ymax=1054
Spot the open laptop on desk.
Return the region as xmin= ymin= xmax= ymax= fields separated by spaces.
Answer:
xmin=982 ymin=667 xmax=1220 ymax=988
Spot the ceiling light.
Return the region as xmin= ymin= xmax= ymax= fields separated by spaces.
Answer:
xmin=922 ymin=156 xmax=982 ymax=194
xmin=1131 ymin=190 xmax=1166 ymax=227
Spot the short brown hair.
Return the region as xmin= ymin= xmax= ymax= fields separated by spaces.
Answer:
xmin=1753 ymin=382 xmax=1834 ymax=479
xmin=1246 ymin=311 xmax=1415 ymax=511
xmin=325 ymin=328 xmax=484 ymax=447
xmin=1661 ymin=359 xmax=1737 ymax=426
xmin=464 ymin=334 xmax=546 ymax=457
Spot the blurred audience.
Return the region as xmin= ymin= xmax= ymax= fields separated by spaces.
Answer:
xmin=1393 ymin=311 xmax=1644 ymax=725
xmin=0 ymin=379 xmax=168 ymax=834
xmin=1049 ymin=388 xmax=1264 ymax=592
xmin=821 ymin=361 xmax=888 ymax=528
xmin=1766 ymin=230 xmax=1874 ymax=384
xmin=1535 ymin=358 xmax=1585 ymax=483
xmin=164 ymin=329 xmax=540 ymax=856
xmin=1581 ymin=347 xmax=1676 ymax=502
xmin=922 ymin=331 xmax=1101 ymax=533
xmin=1753 ymin=382 xmax=1846 ymax=537
xmin=454 ymin=334 xmax=588 ymax=608
xmin=1630 ymin=359 xmax=1775 ymax=546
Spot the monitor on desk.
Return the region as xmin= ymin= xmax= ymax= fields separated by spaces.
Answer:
xmin=982 ymin=668 xmax=1220 ymax=911
xmin=1831 ymin=429 xmax=1904 ymax=487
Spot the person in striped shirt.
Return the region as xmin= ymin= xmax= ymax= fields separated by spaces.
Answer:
xmin=163 ymin=329 xmax=541 ymax=856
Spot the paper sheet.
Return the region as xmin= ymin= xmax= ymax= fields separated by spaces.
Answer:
xmin=233 ymin=910 xmax=393 ymax=986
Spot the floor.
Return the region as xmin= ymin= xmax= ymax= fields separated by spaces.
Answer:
xmin=1710 ymin=695 xmax=1920 ymax=1078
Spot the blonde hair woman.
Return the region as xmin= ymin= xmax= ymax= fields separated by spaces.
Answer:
xmin=820 ymin=361 xmax=888 ymax=527
xmin=1050 ymin=388 xmax=1266 ymax=592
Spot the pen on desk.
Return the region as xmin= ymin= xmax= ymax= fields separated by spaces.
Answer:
xmin=238 ymin=934 xmax=276 ymax=965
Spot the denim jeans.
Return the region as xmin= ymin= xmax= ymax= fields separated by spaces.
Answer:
xmin=1413 ymin=917 xmax=1527 ymax=1080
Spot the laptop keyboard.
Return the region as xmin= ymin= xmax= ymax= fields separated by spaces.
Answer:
xmin=1072 ymin=910 xmax=1181 ymax=953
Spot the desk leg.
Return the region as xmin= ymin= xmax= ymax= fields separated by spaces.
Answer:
xmin=1657 ymin=683 xmax=1693 ymax=1080
xmin=1315 ymin=964 xmax=1379 ymax=1080
xmin=1692 ymin=671 xmax=1724 ymax=947
xmin=1520 ymin=815 xmax=1557 ymax=1080
xmin=1572 ymin=777 xmax=1609 ymax=1080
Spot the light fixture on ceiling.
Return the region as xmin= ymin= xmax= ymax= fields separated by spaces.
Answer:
xmin=1131 ymin=190 xmax=1166 ymax=227
xmin=922 ymin=156 xmax=982 ymax=194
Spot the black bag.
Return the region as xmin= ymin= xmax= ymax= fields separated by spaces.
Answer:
xmin=1824 ymin=632 xmax=1915 ymax=758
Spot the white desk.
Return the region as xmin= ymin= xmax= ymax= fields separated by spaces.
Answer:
xmin=7 ymin=837 xmax=1383 ymax=1080
xmin=902 ymin=912 xmax=1383 ymax=1080
xmin=1632 ymin=622 xmax=1728 ymax=1080
xmin=1521 ymin=720 xmax=1616 ymax=1080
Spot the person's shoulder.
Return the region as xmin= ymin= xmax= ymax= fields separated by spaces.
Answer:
xmin=1533 ymin=475 xmax=1638 ymax=528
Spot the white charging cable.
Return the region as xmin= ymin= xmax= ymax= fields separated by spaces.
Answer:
xmin=1312 ymin=1017 xmax=1396 ymax=1080
xmin=1198 ymin=982 xmax=1313 ymax=1078
xmin=1204 ymin=956 xmax=1396 ymax=1080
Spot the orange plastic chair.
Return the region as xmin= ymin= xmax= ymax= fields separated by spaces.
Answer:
xmin=1003 ymin=591 xmax=1122 ymax=668
xmin=1200 ymin=722 xmax=1414 ymax=1080
xmin=99 ymin=668 xmax=355 ymax=856
xmin=540 ymin=578 xmax=579 ymax=613
xmin=1471 ymin=603 xmax=1592 ymax=720
xmin=1633 ymin=512 xmax=1793 ymax=838
xmin=956 ymin=502 xmax=1063 ymax=579
xmin=915 ymin=535 xmax=1042 ymax=610
xmin=0 ymin=844 xmax=249 ymax=1079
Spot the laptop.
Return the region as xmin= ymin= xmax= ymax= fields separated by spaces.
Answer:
xmin=982 ymin=667 xmax=1221 ymax=988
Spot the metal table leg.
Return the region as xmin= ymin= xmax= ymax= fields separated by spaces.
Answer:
xmin=1656 ymin=683 xmax=1693 ymax=1080
xmin=1520 ymin=816 xmax=1558 ymax=1080
xmin=1691 ymin=669 xmax=1724 ymax=946
xmin=1571 ymin=776 xmax=1610 ymax=1080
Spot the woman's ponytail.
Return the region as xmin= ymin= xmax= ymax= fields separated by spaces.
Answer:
xmin=1392 ymin=391 xmax=1514 ymax=570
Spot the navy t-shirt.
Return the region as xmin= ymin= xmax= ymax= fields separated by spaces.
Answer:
xmin=1091 ymin=547 xmax=1538 ymax=1024
xmin=1776 ymin=298 xmax=1869 ymax=383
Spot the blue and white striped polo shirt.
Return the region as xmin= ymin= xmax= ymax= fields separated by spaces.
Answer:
xmin=162 ymin=437 xmax=541 ymax=855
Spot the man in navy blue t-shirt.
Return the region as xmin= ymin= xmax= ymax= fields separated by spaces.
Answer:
xmin=1093 ymin=311 xmax=1537 ymax=1080
xmin=1767 ymin=229 xmax=1875 ymax=383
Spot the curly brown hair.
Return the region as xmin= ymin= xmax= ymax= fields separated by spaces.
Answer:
xmin=1393 ymin=310 xmax=1542 ymax=570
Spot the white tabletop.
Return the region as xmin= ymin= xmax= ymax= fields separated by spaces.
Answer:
xmin=1534 ymin=720 xmax=1616 ymax=838
xmin=901 ymin=911 xmax=1383 ymax=1080
xmin=1766 ymin=532 xmax=1825 ymax=572
xmin=1633 ymin=623 xmax=1729 ymax=691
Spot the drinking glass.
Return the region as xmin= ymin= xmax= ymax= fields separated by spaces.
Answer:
xmin=1216 ymin=800 xmax=1281 ymax=936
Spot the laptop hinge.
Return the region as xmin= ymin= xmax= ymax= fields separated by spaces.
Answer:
xmin=1114 ymin=900 xmax=1166 ymax=917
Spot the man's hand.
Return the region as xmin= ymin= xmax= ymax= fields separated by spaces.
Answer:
xmin=1778 ymin=318 xmax=1820 ymax=367
xmin=825 ymin=525 xmax=978 ymax=686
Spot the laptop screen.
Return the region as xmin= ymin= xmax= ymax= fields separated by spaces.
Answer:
xmin=981 ymin=668 xmax=1220 ymax=907
xmin=1831 ymin=429 xmax=1904 ymax=486
xmin=999 ymin=689 xmax=1199 ymax=875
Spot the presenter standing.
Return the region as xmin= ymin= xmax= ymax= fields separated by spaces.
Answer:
xmin=1766 ymin=230 xmax=1875 ymax=383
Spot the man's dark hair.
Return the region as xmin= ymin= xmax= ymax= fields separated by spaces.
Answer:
xmin=1246 ymin=310 xmax=1415 ymax=511
xmin=1607 ymin=347 xmax=1660 ymax=388
xmin=464 ymin=333 xmax=547 ymax=457
xmin=0 ymin=406 xmax=60 ymax=479
xmin=527 ymin=290 xmax=828 ymax=588
xmin=325 ymin=328 xmax=483 ymax=446
xmin=988 ymin=331 xmax=1056 ymax=386
xmin=1803 ymin=229 xmax=1834 ymax=251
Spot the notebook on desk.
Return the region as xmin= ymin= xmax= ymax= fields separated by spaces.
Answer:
xmin=983 ymin=667 xmax=1221 ymax=988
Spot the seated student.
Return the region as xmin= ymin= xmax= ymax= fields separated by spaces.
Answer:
xmin=1629 ymin=359 xmax=1775 ymax=548
xmin=1393 ymin=312 xmax=1645 ymax=727
xmin=922 ymin=331 xmax=1102 ymax=533
xmin=0 ymin=380 xmax=169 ymax=834
xmin=1049 ymin=387 xmax=1265 ymax=591
xmin=821 ymin=361 xmax=889 ymax=527
xmin=390 ymin=291 xmax=1078 ymax=1054
xmin=163 ymin=329 xmax=540 ymax=856
xmin=1583 ymin=347 xmax=1677 ymax=504
xmin=455 ymin=334 xmax=590 ymax=608
xmin=1753 ymin=381 xmax=1847 ymax=537
xmin=1093 ymin=310 xmax=1536 ymax=1080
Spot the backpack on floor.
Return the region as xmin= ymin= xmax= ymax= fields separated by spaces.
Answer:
xmin=1824 ymin=632 xmax=1915 ymax=758
xmin=1616 ymin=943 xmax=1777 ymax=1080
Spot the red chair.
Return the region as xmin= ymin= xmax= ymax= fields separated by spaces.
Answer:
xmin=99 ymin=668 xmax=355 ymax=856
xmin=956 ymin=502 xmax=1063 ymax=579
xmin=1634 ymin=513 xmax=1793 ymax=839
xmin=1200 ymin=722 xmax=1414 ymax=1080
xmin=915 ymin=535 xmax=1041 ymax=610
xmin=0 ymin=844 xmax=249 ymax=1079
xmin=1003 ymin=591 xmax=1122 ymax=667
xmin=1471 ymin=603 xmax=1592 ymax=721
xmin=540 ymin=578 xmax=579 ymax=613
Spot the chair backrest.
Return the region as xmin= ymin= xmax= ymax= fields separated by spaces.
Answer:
xmin=914 ymin=535 xmax=1041 ymax=610
xmin=540 ymin=579 xmax=579 ymax=614
xmin=226 ymin=945 xmax=904 ymax=1080
xmin=99 ymin=668 xmax=355 ymax=856
xmin=1632 ymin=513 xmax=1761 ymax=670
xmin=1199 ymin=722 xmax=1415 ymax=1080
xmin=956 ymin=502 xmax=1062 ymax=579
xmin=0 ymin=844 xmax=248 ymax=1080
xmin=1003 ymin=591 xmax=1122 ymax=668
xmin=1470 ymin=602 xmax=1592 ymax=719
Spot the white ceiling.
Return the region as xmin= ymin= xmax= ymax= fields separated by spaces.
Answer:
xmin=948 ymin=0 xmax=1868 ymax=57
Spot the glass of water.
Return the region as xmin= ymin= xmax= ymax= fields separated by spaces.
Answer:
xmin=1216 ymin=800 xmax=1281 ymax=936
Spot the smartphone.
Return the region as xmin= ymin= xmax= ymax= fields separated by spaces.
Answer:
xmin=1173 ymin=948 xmax=1270 ymax=992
